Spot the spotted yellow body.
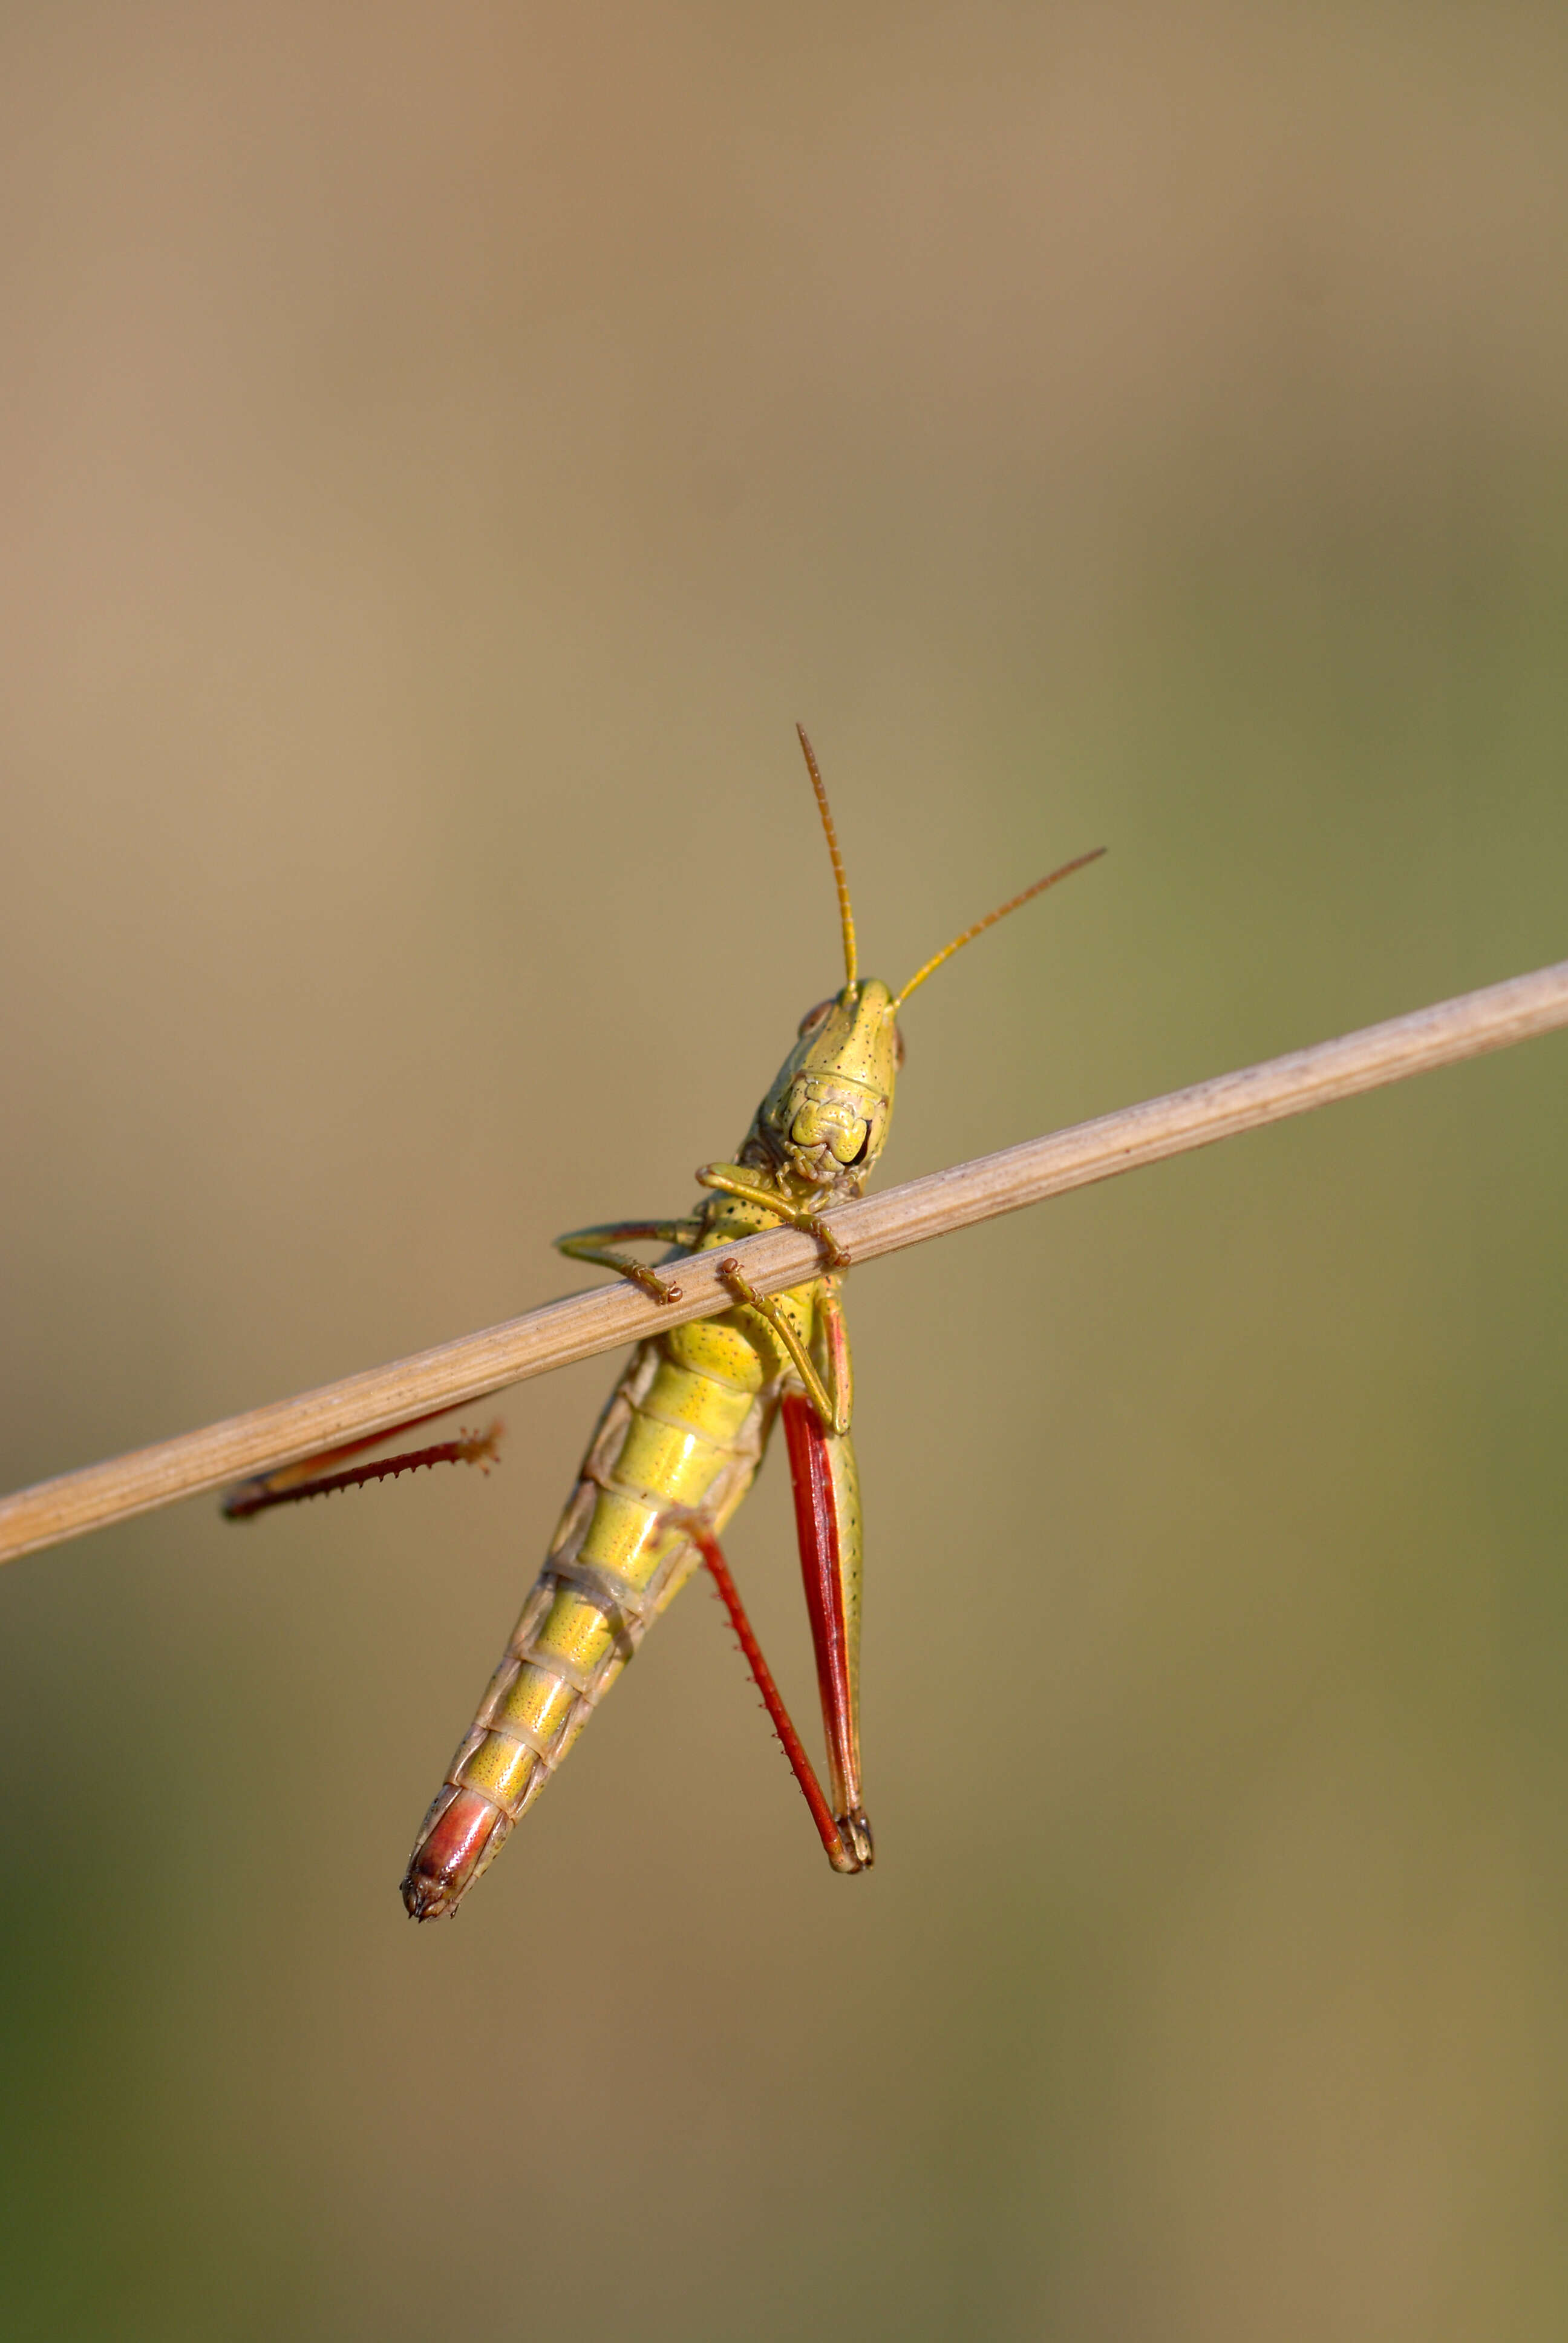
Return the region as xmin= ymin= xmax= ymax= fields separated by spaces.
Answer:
xmin=226 ymin=729 xmax=1099 ymax=1916
xmin=401 ymin=980 xmax=896 ymax=1915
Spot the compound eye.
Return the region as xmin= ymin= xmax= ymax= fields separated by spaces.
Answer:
xmin=797 ymin=998 xmax=833 ymax=1039
xmin=893 ymin=1024 xmax=906 ymax=1070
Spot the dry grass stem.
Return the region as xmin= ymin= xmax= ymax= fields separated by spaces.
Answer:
xmin=3 ymin=954 xmax=1565 ymax=1569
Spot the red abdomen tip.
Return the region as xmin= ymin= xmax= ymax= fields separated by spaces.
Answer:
xmin=401 ymin=1788 xmax=508 ymax=1920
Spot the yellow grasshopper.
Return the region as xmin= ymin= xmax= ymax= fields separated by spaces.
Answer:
xmin=224 ymin=732 xmax=1101 ymax=1915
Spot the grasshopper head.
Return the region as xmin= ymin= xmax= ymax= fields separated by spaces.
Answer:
xmin=743 ymin=727 xmax=1102 ymax=1195
xmin=751 ymin=979 xmax=901 ymax=1193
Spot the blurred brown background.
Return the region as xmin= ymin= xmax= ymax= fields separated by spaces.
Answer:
xmin=2 ymin=4 xmax=1566 ymax=2336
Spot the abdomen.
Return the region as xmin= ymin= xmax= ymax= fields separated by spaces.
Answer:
xmin=402 ymin=1325 xmax=777 ymax=1918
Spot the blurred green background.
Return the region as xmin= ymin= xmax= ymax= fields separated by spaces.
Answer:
xmin=2 ymin=4 xmax=1566 ymax=2337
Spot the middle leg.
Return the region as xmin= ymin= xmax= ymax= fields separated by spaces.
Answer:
xmin=554 ymin=1217 xmax=702 ymax=1305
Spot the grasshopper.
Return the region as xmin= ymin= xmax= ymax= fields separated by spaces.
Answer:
xmin=224 ymin=732 xmax=1101 ymax=1915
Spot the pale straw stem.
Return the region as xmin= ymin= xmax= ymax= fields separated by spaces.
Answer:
xmin=2 ymin=954 xmax=1565 ymax=1568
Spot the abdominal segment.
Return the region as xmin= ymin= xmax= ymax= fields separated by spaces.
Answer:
xmin=402 ymin=1337 xmax=772 ymax=1918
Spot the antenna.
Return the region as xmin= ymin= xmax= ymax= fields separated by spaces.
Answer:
xmin=894 ymin=847 xmax=1105 ymax=1009
xmin=796 ymin=725 xmax=858 ymax=988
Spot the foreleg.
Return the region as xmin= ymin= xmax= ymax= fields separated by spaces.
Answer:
xmin=694 ymin=1165 xmax=850 ymax=1271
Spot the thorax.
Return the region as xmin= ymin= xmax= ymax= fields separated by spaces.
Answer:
xmin=659 ymin=1170 xmax=821 ymax=1394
